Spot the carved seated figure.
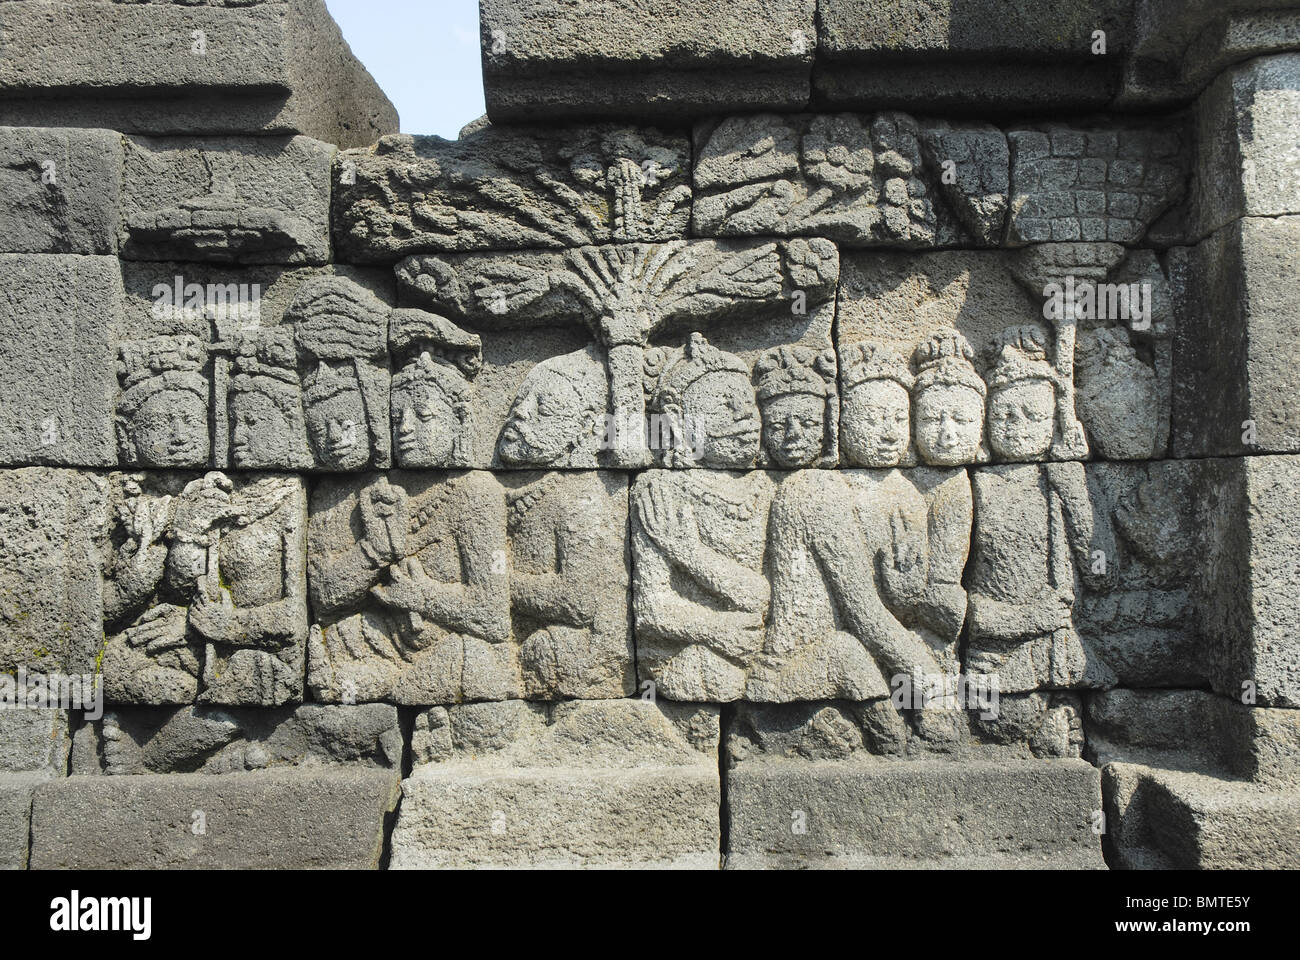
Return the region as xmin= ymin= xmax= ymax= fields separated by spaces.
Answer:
xmin=228 ymin=328 xmax=311 ymax=470
xmin=754 ymin=346 xmax=837 ymax=468
xmin=307 ymin=472 xmax=513 ymax=705
xmin=839 ymin=342 xmax=914 ymax=467
xmin=102 ymin=472 xmax=307 ymax=706
xmin=492 ymin=346 xmax=632 ymax=698
xmin=389 ymin=308 xmax=482 ymax=470
xmin=967 ymin=460 xmax=1118 ymax=693
xmin=911 ymin=328 xmax=987 ymax=467
xmin=115 ymin=336 xmax=210 ymax=468
xmin=290 ymin=276 xmax=391 ymax=471
xmin=633 ymin=334 xmax=772 ymax=702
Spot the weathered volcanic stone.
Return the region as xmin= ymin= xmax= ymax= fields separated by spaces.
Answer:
xmin=479 ymin=0 xmax=815 ymax=121
xmin=0 ymin=0 xmax=397 ymax=146
xmin=0 ymin=255 xmax=121 ymax=468
xmin=1087 ymin=689 xmax=1300 ymax=787
xmin=0 ymin=127 xmax=123 ymax=255
xmin=334 ymin=125 xmax=691 ymax=262
xmin=120 ymin=135 xmax=334 ymax=265
xmin=29 ymin=767 xmax=400 ymax=869
xmin=727 ymin=757 xmax=1105 ymax=869
xmin=815 ymin=0 xmax=1133 ymax=112
xmin=390 ymin=699 xmax=720 ymax=868
xmin=0 ymin=469 xmax=105 ymax=680
xmin=0 ymin=710 xmax=71 ymax=776
xmin=71 ymin=704 xmax=403 ymax=776
xmin=1104 ymin=762 xmax=1300 ymax=869
xmin=1173 ymin=216 xmax=1300 ymax=457
xmin=0 ymin=773 xmax=43 ymax=870
xmin=1187 ymin=54 xmax=1300 ymax=240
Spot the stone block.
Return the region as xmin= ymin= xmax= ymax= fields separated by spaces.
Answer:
xmin=29 ymin=767 xmax=400 ymax=869
xmin=334 ymin=125 xmax=691 ymax=263
xmin=99 ymin=471 xmax=309 ymax=707
xmin=815 ymin=0 xmax=1133 ymax=112
xmin=727 ymin=756 xmax=1104 ymax=868
xmin=837 ymin=247 xmax=1174 ymax=467
xmin=121 ymin=135 xmax=334 ymax=265
xmin=307 ymin=471 xmax=632 ymax=705
xmin=0 ymin=127 xmax=122 ymax=255
xmin=1104 ymin=762 xmax=1300 ymax=868
xmin=398 ymin=239 xmax=840 ymax=470
xmin=0 ymin=0 xmax=397 ymax=146
xmin=390 ymin=699 xmax=720 ymax=868
xmin=0 ymin=255 xmax=121 ymax=468
xmin=0 ymin=773 xmax=43 ymax=870
xmin=0 ymin=469 xmax=105 ymax=680
xmin=0 ymin=710 xmax=71 ymax=776
xmin=479 ymin=0 xmax=814 ymax=121
xmin=1172 ymin=216 xmax=1300 ymax=457
xmin=71 ymin=703 xmax=402 ymax=776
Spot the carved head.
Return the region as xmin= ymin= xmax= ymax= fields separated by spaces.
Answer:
xmin=290 ymin=276 xmax=391 ymax=471
xmin=649 ymin=333 xmax=760 ymax=469
xmin=229 ymin=329 xmax=307 ymax=470
xmin=303 ymin=363 xmax=369 ymax=470
xmin=390 ymin=308 xmax=482 ymax=469
xmin=840 ymin=342 xmax=914 ymax=467
xmin=115 ymin=336 xmax=210 ymax=467
xmin=986 ymin=326 xmax=1058 ymax=462
xmin=754 ymin=346 xmax=837 ymax=468
xmin=911 ymin=328 xmax=986 ymax=467
xmin=498 ymin=345 xmax=608 ymax=468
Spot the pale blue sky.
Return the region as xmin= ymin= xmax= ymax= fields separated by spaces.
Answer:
xmin=325 ymin=0 xmax=486 ymax=139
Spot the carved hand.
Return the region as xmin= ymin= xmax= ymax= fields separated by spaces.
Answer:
xmin=174 ymin=475 xmax=234 ymax=543
xmin=636 ymin=482 xmax=699 ymax=559
xmin=123 ymin=605 xmax=189 ymax=655
xmin=371 ymin=557 xmax=436 ymax=616
xmin=189 ymin=587 xmax=240 ymax=645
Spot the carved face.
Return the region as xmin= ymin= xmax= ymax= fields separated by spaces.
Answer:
xmin=682 ymin=372 xmax=761 ymax=469
xmin=306 ymin=384 xmax=369 ymax=470
xmin=842 ymin=379 xmax=910 ymax=467
xmin=394 ymin=380 xmax=456 ymax=468
xmin=914 ymin=384 xmax=984 ymax=466
xmin=498 ymin=368 xmax=592 ymax=467
xmin=761 ymin=393 xmax=825 ymax=468
xmin=128 ymin=389 xmax=208 ymax=467
xmin=988 ymin=380 xmax=1056 ymax=461
xmin=231 ymin=391 xmax=290 ymax=469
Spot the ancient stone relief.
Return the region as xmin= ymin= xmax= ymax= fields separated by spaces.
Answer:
xmin=120 ymin=136 xmax=333 ymax=265
xmin=836 ymin=243 xmax=1173 ymax=467
xmin=333 ymin=125 xmax=692 ymax=262
xmin=397 ymin=238 xmax=840 ymax=469
xmin=306 ymin=470 xmax=631 ymax=706
xmin=99 ymin=471 xmax=308 ymax=706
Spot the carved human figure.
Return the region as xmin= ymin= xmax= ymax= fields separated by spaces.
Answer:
xmin=633 ymin=335 xmax=772 ymax=701
xmin=497 ymin=345 xmax=609 ymax=469
xmin=115 ymin=336 xmax=210 ymax=468
xmin=307 ymin=472 xmax=513 ymax=704
xmin=754 ymin=346 xmax=837 ymax=468
xmin=985 ymin=326 xmax=1066 ymax=462
xmin=102 ymin=472 xmax=307 ymax=706
xmin=389 ymin=308 xmax=482 ymax=469
xmin=228 ymin=328 xmax=311 ymax=470
xmin=507 ymin=473 xmax=632 ymax=699
xmin=967 ymin=462 xmax=1117 ymax=693
xmin=289 ymin=276 xmax=391 ymax=471
xmin=839 ymin=342 xmax=915 ymax=468
xmin=911 ymin=328 xmax=987 ymax=467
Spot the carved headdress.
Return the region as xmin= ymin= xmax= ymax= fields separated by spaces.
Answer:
xmin=116 ymin=335 xmax=208 ymax=418
xmin=986 ymin=326 xmax=1062 ymax=393
xmin=840 ymin=341 xmax=915 ymax=392
xmin=390 ymin=308 xmax=484 ymax=466
xmin=229 ymin=328 xmax=310 ymax=468
xmin=288 ymin=276 xmax=391 ymax=466
xmin=754 ymin=346 xmax=837 ymax=403
xmin=646 ymin=332 xmax=751 ymax=413
xmin=912 ymin=328 xmax=986 ymax=398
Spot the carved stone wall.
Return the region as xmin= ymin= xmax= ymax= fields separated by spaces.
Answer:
xmin=2 ymin=0 xmax=1299 ymax=872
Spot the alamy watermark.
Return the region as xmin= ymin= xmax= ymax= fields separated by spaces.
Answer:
xmin=0 ymin=667 xmax=102 ymax=720
xmin=1043 ymin=276 xmax=1152 ymax=331
xmin=152 ymin=275 xmax=262 ymax=324
xmin=890 ymin=672 xmax=1001 ymax=720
